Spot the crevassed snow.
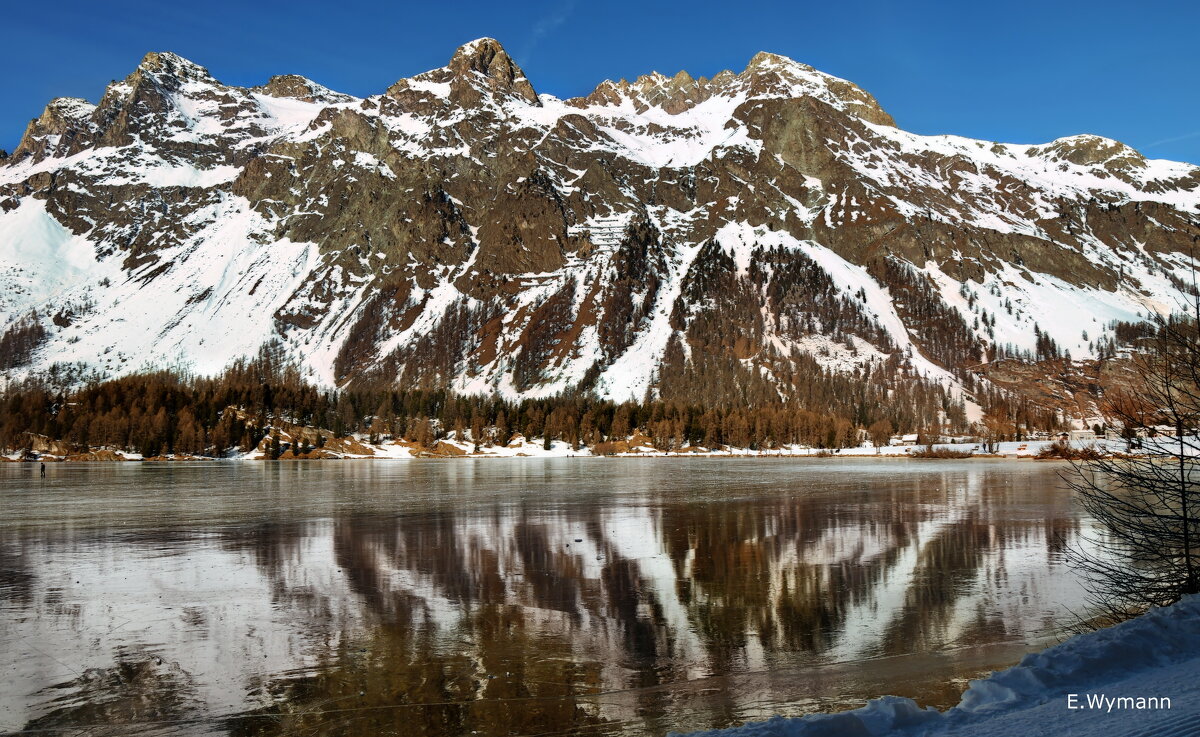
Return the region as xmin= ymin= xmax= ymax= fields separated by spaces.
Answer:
xmin=675 ymin=594 xmax=1200 ymax=737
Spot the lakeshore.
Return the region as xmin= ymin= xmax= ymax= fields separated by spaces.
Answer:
xmin=6 ymin=437 xmax=1129 ymax=463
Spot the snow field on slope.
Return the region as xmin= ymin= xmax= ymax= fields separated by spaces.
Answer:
xmin=0 ymin=195 xmax=320 ymax=379
xmin=922 ymin=258 xmax=1178 ymax=361
xmin=592 ymin=234 xmax=706 ymax=402
xmin=859 ymin=122 xmax=1200 ymax=215
xmin=0 ymin=199 xmax=120 ymax=319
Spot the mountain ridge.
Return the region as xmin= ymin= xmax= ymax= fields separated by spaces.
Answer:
xmin=1 ymin=38 xmax=1197 ymax=426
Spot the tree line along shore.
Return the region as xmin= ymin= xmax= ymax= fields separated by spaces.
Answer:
xmin=1 ymin=344 xmax=1071 ymax=461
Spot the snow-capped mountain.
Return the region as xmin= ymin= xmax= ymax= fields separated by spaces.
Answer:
xmin=1 ymin=38 xmax=1197 ymax=408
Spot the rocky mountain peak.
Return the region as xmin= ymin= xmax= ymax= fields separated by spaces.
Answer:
xmin=571 ymin=68 xmax=717 ymax=114
xmin=1019 ymin=135 xmax=1166 ymax=188
xmin=446 ymin=37 xmax=539 ymax=105
xmin=738 ymin=51 xmax=895 ymax=126
xmin=632 ymin=71 xmax=670 ymax=87
xmin=87 ymin=52 xmax=219 ymax=141
xmin=44 ymin=97 xmax=97 ymax=121
xmin=10 ymin=97 xmax=98 ymax=163
xmin=745 ymin=50 xmax=807 ymax=72
xmin=568 ymin=49 xmax=893 ymax=124
xmin=1031 ymin=135 xmax=1148 ymax=170
xmin=635 ymin=69 xmax=715 ymax=113
xmin=134 ymin=51 xmax=216 ymax=87
xmin=254 ymin=74 xmax=354 ymax=104
xmin=29 ymin=97 xmax=96 ymax=136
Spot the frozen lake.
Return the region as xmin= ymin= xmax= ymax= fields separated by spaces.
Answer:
xmin=0 ymin=458 xmax=1096 ymax=736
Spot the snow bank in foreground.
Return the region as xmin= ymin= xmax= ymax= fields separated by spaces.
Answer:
xmin=674 ymin=595 xmax=1200 ymax=736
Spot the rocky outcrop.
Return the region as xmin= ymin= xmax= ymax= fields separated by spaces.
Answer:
xmin=252 ymin=75 xmax=354 ymax=104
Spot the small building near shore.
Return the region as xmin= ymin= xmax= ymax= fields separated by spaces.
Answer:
xmin=1068 ymin=429 xmax=1096 ymax=446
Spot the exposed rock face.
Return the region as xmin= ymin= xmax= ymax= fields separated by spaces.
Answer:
xmin=10 ymin=97 xmax=98 ymax=162
xmin=251 ymin=75 xmax=354 ymax=105
xmin=1 ymin=38 xmax=1197 ymax=409
xmin=446 ymin=37 xmax=540 ymax=105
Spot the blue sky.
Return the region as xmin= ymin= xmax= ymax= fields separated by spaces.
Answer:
xmin=4 ymin=0 xmax=1199 ymax=164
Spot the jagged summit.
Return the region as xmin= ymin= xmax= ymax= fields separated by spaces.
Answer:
xmin=44 ymin=97 xmax=96 ymax=117
xmin=134 ymin=51 xmax=215 ymax=85
xmin=384 ymin=37 xmax=540 ymax=107
xmin=10 ymin=96 xmax=98 ymax=162
xmin=566 ymin=48 xmax=893 ymax=125
xmin=736 ymin=51 xmax=894 ymax=126
xmin=450 ymin=37 xmax=507 ymax=68
xmin=446 ymin=37 xmax=538 ymax=105
xmin=745 ymin=50 xmax=801 ymax=71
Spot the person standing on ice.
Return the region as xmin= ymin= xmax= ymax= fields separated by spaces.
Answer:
xmin=40 ymin=462 xmax=45 ymax=478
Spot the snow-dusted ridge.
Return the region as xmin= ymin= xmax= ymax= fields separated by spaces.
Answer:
xmin=1 ymin=38 xmax=1198 ymax=408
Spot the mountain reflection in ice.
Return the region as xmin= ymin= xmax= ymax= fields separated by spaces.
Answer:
xmin=0 ymin=459 xmax=1092 ymax=736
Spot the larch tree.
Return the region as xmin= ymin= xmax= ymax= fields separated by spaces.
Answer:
xmin=1065 ymin=311 xmax=1200 ymax=624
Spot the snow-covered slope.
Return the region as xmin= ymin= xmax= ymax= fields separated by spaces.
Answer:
xmin=1 ymin=39 xmax=1197 ymax=406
